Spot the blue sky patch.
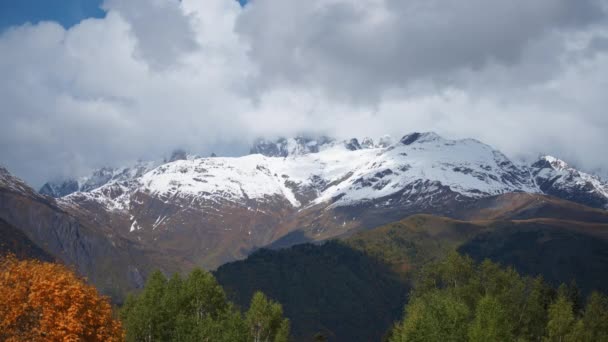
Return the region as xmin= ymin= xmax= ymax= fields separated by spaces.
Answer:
xmin=0 ymin=0 xmax=106 ymax=32
xmin=0 ymin=0 xmax=248 ymax=32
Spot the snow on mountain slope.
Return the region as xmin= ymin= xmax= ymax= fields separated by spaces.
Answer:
xmin=55 ymin=132 xmax=552 ymax=215
xmin=62 ymin=182 xmax=133 ymax=212
xmin=314 ymin=133 xmax=539 ymax=206
xmin=531 ymin=155 xmax=608 ymax=209
xmin=0 ymin=166 xmax=36 ymax=196
xmin=56 ymin=161 xmax=161 ymax=213
xmin=105 ymin=144 xmax=380 ymax=210
xmin=140 ymin=155 xmax=302 ymax=207
xmin=80 ymin=161 xmax=158 ymax=191
xmin=40 ymin=161 xmax=160 ymax=198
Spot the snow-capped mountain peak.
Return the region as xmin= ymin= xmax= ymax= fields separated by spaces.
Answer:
xmin=360 ymin=137 xmax=375 ymax=149
xmin=538 ymin=155 xmax=570 ymax=171
xmin=249 ymin=136 xmax=335 ymax=157
xmin=314 ymin=132 xmax=538 ymax=206
xmin=531 ymin=155 xmax=608 ymax=209
xmin=399 ymin=132 xmax=442 ymax=145
xmin=40 ymin=160 xmax=159 ymax=198
xmin=39 ymin=179 xmax=79 ymax=198
xmin=166 ymin=149 xmax=200 ymax=163
xmin=140 ymin=155 xmax=302 ymax=207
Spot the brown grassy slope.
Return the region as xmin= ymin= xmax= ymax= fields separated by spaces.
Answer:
xmin=459 ymin=192 xmax=608 ymax=223
xmin=346 ymin=210 xmax=608 ymax=295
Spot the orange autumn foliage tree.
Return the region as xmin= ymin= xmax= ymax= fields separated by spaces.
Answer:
xmin=0 ymin=255 xmax=124 ymax=341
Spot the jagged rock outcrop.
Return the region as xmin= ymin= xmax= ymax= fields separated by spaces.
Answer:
xmin=39 ymin=179 xmax=79 ymax=198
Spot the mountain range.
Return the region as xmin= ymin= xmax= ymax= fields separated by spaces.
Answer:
xmin=2 ymin=131 xmax=608 ymax=304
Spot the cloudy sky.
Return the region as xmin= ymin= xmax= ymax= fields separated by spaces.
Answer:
xmin=1 ymin=0 xmax=608 ymax=187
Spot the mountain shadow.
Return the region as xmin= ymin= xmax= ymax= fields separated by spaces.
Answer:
xmin=215 ymin=241 xmax=408 ymax=342
xmin=459 ymin=222 xmax=608 ymax=296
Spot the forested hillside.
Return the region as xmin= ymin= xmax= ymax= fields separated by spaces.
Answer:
xmin=215 ymin=242 xmax=407 ymax=341
xmin=216 ymin=214 xmax=608 ymax=341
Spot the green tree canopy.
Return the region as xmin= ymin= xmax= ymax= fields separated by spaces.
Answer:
xmin=390 ymin=252 xmax=608 ymax=342
xmin=246 ymin=291 xmax=290 ymax=342
xmin=120 ymin=268 xmax=289 ymax=342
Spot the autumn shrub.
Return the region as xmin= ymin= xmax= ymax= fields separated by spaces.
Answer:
xmin=0 ymin=254 xmax=124 ymax=341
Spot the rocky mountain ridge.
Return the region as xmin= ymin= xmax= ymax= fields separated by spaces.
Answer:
xmin=530 ymin=155 xmax=608 ymax=209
